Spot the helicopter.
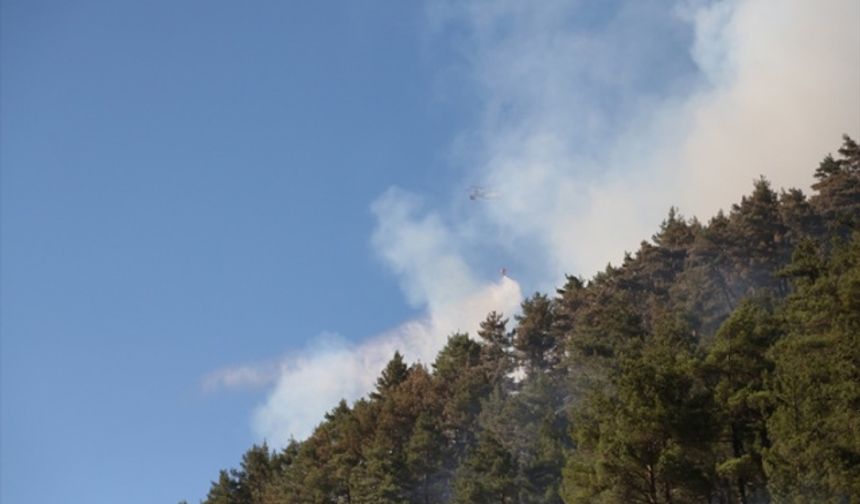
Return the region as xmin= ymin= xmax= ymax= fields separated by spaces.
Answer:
xmin=468 ymin=185 xmax=500 ymax=201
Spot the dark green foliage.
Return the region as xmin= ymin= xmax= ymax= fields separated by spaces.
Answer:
xmin=372 ymin=351 xmax=410 ymax=400
xmin=779 ymin=188 xmax=824 ymax=242
xmin=479 ymin=371 xmax=570 ymax=504
xmin=192 ymin=137 xmax=860 ymax=504
xmin=203 ymin=445 xmax=278 ymax=504
xmin=515 ymin=294 xmax=559 ymax=373
xmin=563 ymin=316 xmax=717 ymax=504
xmin=406 ymin=412 xmax=446 ymax=504
xmin=728 ymin=177 xmax=791 ymax=294
xmin=811 ymin=135 xmax=860 ymax=234
xmin=478 ymin=311 xmax=514 ymax=387
xmin=205 ymin=471 xmax=240 ymax=504
xmin=673 ymin=211 xmax=738 ymax=339
xmin=433 ymin=334 xmax=494 ymax=443
xmin=764 ymin=235 xmax=860 ymax=502
xmin=452 ymin=432 xmax=518 ymax=503
xmin=706 ymin=298 xmax=781 ymax=503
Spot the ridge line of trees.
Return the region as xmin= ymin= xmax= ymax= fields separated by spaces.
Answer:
xmin=192 ymin=135 xmax=860 ymax=504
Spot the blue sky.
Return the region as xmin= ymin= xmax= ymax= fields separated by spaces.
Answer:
xmin=2 ymin=1 xmax=858 ymax=503
xmin=1 ymin=2 xmax=447 ymax=502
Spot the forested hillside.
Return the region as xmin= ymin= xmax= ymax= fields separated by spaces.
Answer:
xmin=192 ymin=136 xmax=860 ymax=503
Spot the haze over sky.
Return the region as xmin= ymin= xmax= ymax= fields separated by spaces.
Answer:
xmin=1 ymin=1 xmax=858 ymax=503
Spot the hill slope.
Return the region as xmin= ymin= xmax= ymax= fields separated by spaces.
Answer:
xmin=192 ymin=136 xmax=860 ymax=504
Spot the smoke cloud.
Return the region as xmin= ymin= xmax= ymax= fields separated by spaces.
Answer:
xmin=223 ymin=0 xmax=859 ymax=444
xmin=426 ymin=0 xmax=859 ymax=279
xmin=253 ymin=277 xmax=522 ymax=444
xmin=202 ymin=361 xmax=284 ymax=392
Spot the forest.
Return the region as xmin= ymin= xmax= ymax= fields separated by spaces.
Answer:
xmin=190 ymin=136 xmax=859 ymax=503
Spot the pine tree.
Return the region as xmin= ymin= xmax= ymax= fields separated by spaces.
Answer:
xmin=563 ymin=316 xmax=716 ymax=503
xmin=433 ymin=333 xmax=491 ymax=453
xmin=553 ymin=274 xmax=586 ymax=338
xmin=372 ymin=351 xmax=409 ymax=400
xmin=477 ymin=311 xmax=513 ymax=387
xmin=349 ymin=435 xmax=409 ymax=504
xmin=811 ymin=135 xmax=860 ymax=234
xmin=673 ymin=211 xmax=739 ymax=339
xmin=514 ymin=294 xmax=558 ymax=373
xmin=778 ymin=188 xmax=824 ymax=245
xmin=406 ymin=412 xmax=446 ymax=504
xmin=764 ymin=234 xmax=860 ymax=502
xmin=233 ymin=443 xmax=274 ymax=504
xmin=729 ymin=177 xmax=790 ymax=294
xmin=453 ymin=432 xmax=518 ymax=503
xmin=705 ymin=297 xmax=781 ymax=503
xmin=204 ymin=470 xmax=240 ymax=504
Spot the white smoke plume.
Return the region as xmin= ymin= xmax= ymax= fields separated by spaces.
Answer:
xmin=252 ymin=277 xmax=522 ymax=444
xmin=250 ymin=188 xmax=523 ymax=444
xmin=202 ymin=360 xmax=284 ymax=392
xmin=677 ymin=0 xmax=860 ymax=217
xmin=427 ymin=0 xmax=859 ymax=278
xmin=227 ymin=0 xmax=859 ymax=445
